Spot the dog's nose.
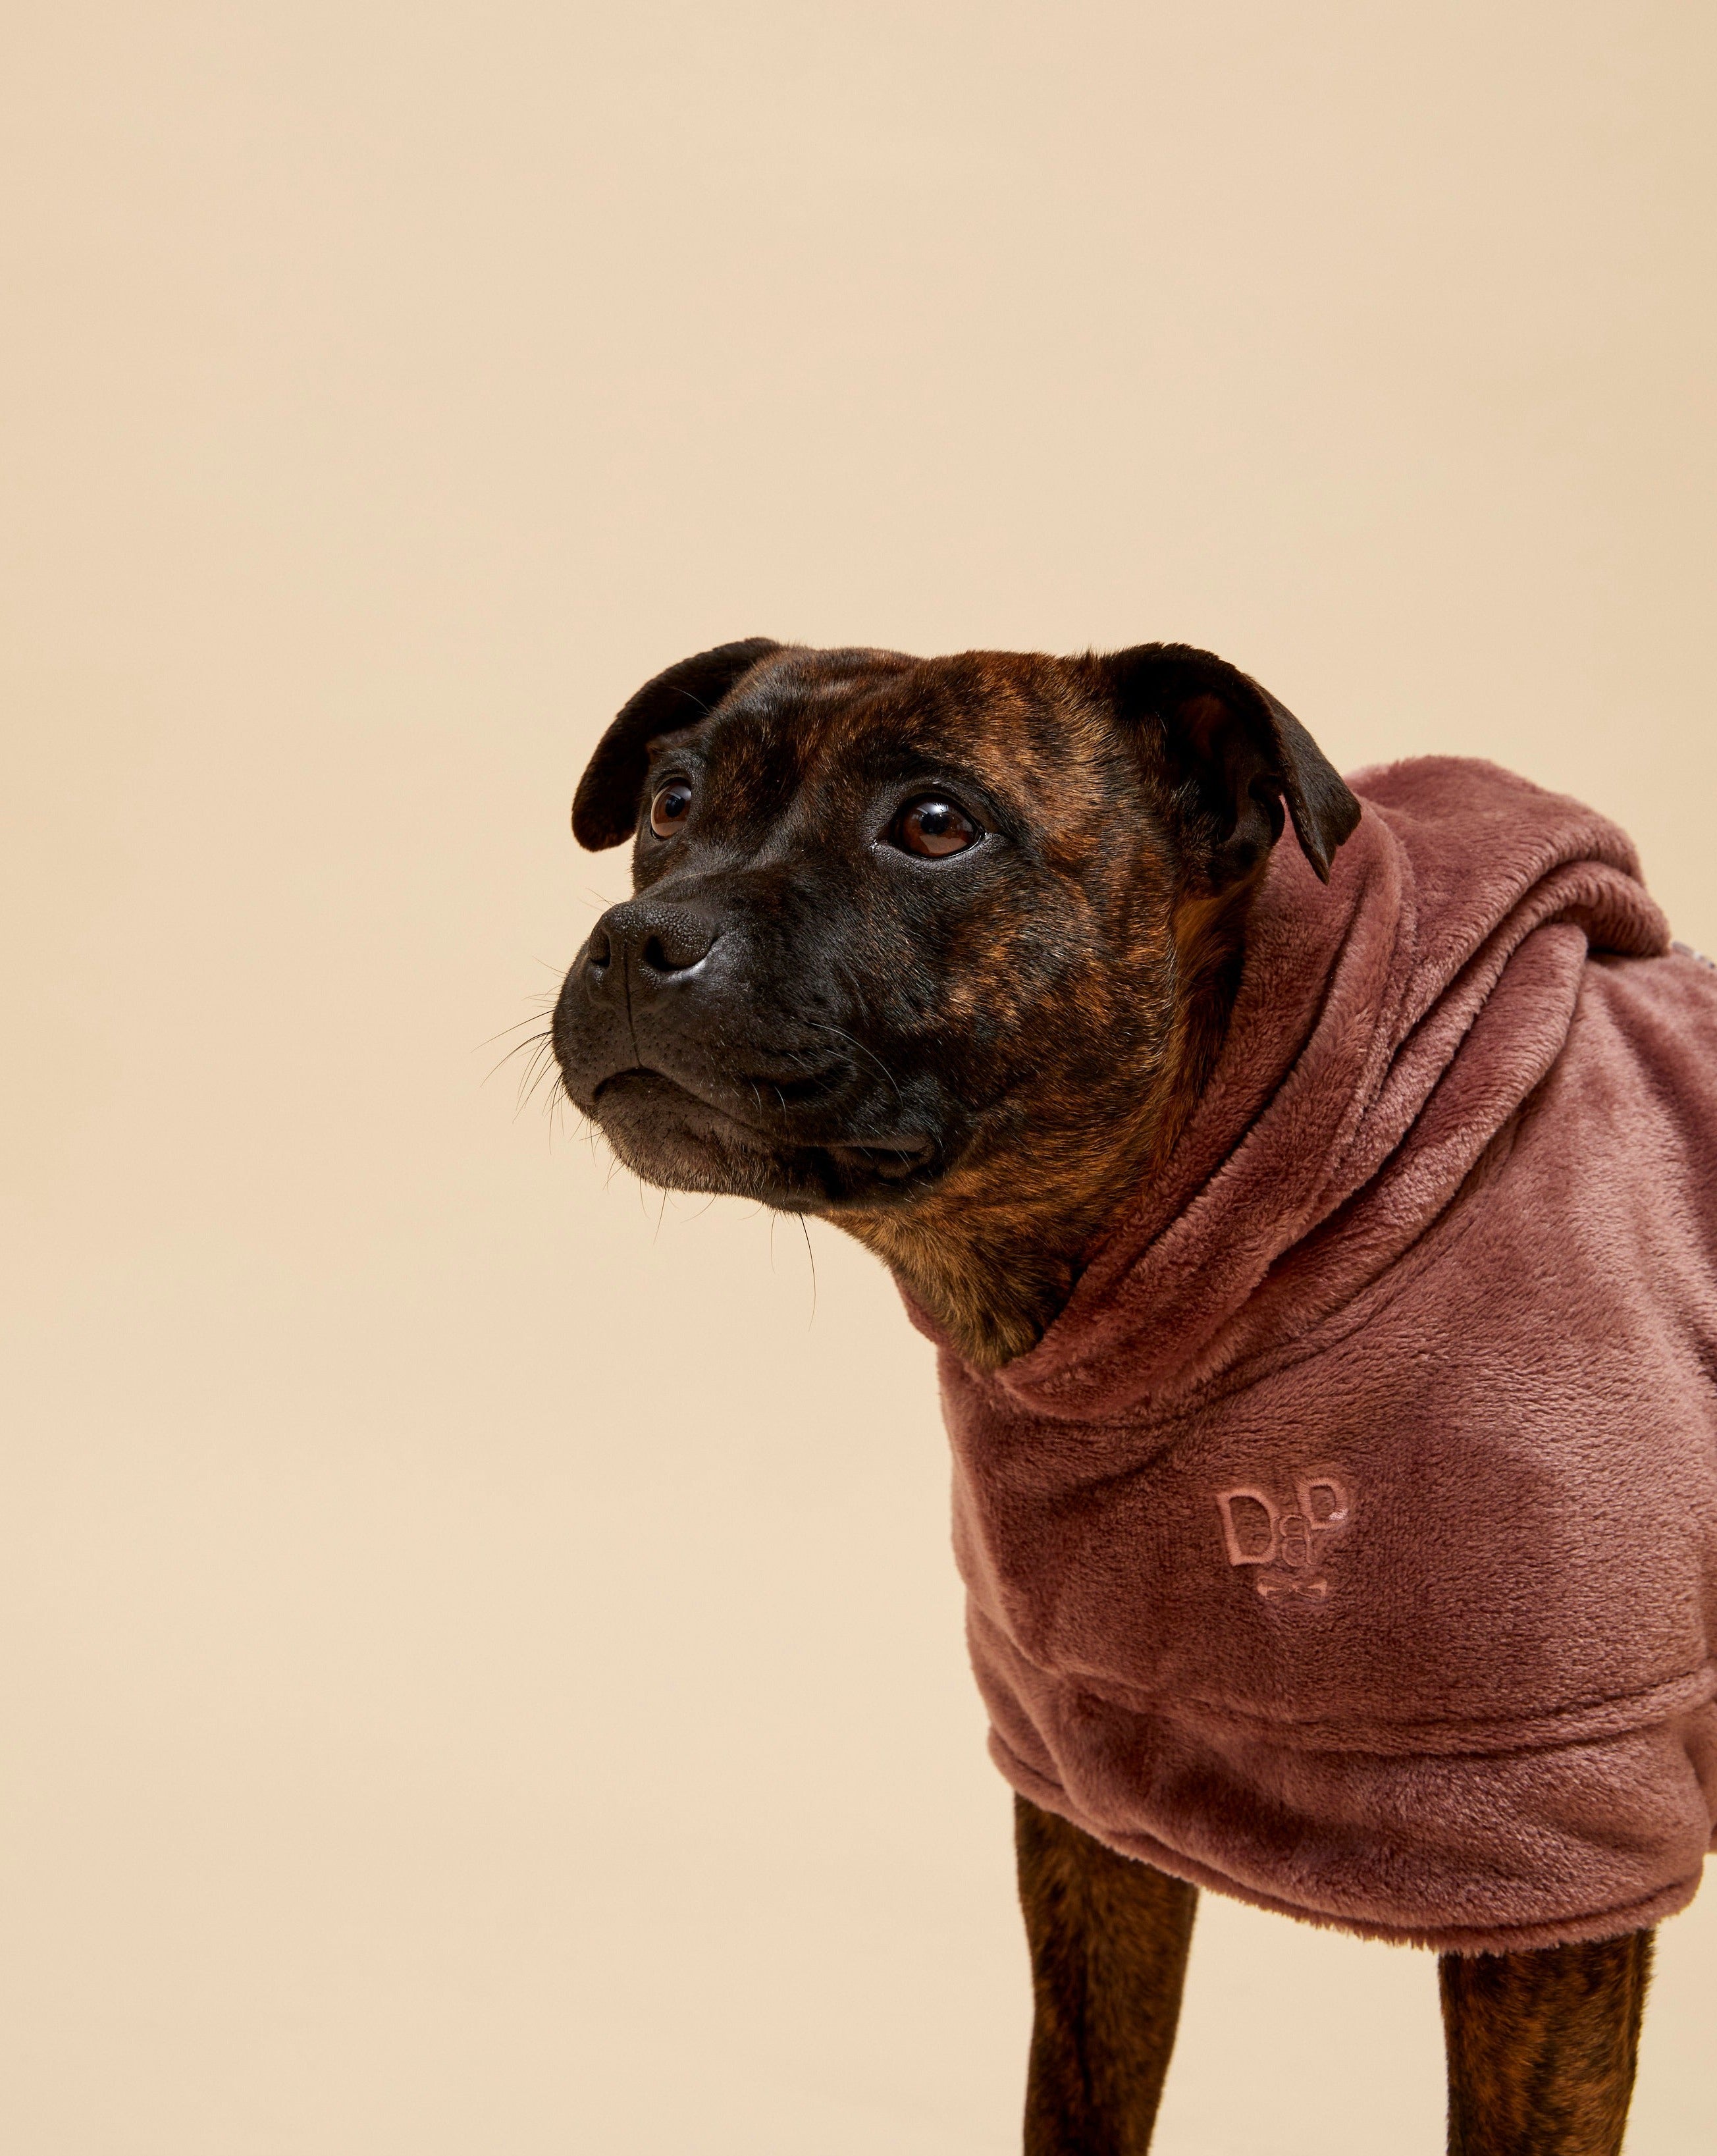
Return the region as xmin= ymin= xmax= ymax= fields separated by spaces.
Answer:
xmin=585 ymin=901 xmax=720 ymax=991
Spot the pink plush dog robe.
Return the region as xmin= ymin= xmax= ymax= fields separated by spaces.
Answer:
xmin=922 ymin=757 xmax=1717 ymax=1951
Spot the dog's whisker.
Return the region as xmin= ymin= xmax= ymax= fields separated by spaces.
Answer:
xmin=484 ymin=1025 xmax=552 ymax=1078
xmin=804 ymin=1017 xmax=903 ymax=1103
xmin=512 ymin=1034 xmax=561 ymax=1116
xmin=797 ymin=1215 xmax=817 ymax=1327
xmin=475 ymin=1001 xmax=558 ymax=1054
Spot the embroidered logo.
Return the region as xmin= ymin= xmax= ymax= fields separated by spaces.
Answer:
xmin=1215 ymin=1472 xmax=1353 ymax=1604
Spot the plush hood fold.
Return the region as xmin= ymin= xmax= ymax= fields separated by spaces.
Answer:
xmin=993 ymin=756 xmax=1670 ymax=1422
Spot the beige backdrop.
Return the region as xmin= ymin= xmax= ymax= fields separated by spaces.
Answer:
xmin=4 ymin=4 xmax=1715 ymax=2151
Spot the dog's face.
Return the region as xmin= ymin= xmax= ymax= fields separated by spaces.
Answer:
xmin=552 ymin=638 xmax=1357 ymax=1357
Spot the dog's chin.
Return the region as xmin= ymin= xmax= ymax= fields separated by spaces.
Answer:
xmin=591 ymin=1069 xmax=939 ymax=1210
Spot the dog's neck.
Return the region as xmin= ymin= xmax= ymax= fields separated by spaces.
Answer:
xmin=841 ymin=888 xmax=1252 ymax=1368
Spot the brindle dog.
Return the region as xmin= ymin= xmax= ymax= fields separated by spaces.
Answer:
xmin=552 ymin=637 xmax=1655 ymax=2155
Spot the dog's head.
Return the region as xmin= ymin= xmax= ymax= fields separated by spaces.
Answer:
xmin=552 ymin=638 xmax=1358 ymax=1360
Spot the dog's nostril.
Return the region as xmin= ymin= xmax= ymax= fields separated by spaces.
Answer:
xmin=641 ymin=931 xmax=709 ymax=974
xmin=586 ymin=930 xmax=612 ymax=973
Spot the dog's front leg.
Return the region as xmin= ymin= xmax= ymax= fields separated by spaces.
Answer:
xmin=1439 ymin=1928 xmax=1655 ymax=2155
xmin=1014 ymin=1795 xmax=1198 ymax=2154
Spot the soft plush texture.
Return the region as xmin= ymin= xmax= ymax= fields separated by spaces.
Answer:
xmin=916 ymin=757 xmax=1717 ymax=1952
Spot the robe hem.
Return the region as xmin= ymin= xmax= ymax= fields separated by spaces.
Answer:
xmin=990 ymin=1731 xmax=1706 ymax=1953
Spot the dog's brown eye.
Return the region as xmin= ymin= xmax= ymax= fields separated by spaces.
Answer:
xmin=648 ymin=781 xmax=693 ymax=839
xmin=895 ymin=797 xmax=980 ymax=858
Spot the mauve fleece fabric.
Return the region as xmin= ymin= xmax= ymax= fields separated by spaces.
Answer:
xmin=914 ymin=757 xmax=1717 ymax=1952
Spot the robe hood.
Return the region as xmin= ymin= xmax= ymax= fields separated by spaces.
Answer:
xmin=918 ymin=757 xmax=1717 ymax=1951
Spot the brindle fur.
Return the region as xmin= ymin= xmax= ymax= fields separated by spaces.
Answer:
xmin=1440 ymin=1927 xmax=1654 ymax=2156
xmin=1015 ymin=1796 xmax=1197 ymax=2155
xmin=555 ymin=637 xmax=1658 ymax=2151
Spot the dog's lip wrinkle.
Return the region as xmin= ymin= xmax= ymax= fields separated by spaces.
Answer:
xmin=593 ymin=1067 xmax=939 ymax=1178
xmin=734 ymin=1064 xmax=847 ymax=1107
xmin=826 ymin=1134 xmax=936 ymax=1165
xmin=593 ymin=1065 xmax=811 ymax=1146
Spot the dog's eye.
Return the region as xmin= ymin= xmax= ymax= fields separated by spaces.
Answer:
xmin=648 ymin=781 xmax=693 ymax=839
xmin=894 ymin=797 xmax=980 ymax=858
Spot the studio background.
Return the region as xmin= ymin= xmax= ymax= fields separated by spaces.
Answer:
xmin=4 ymin=5 xmax=1714 ymax=2151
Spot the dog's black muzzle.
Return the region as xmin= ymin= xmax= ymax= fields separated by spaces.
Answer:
xmin=552 ymin=890 xmax=945 ymax=1206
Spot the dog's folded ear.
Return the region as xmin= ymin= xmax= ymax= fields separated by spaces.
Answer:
xmin=1096 ymin=644 xmax=1361 ymax=888
xmin=572 ymin=638 xmax=783 ymax=849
